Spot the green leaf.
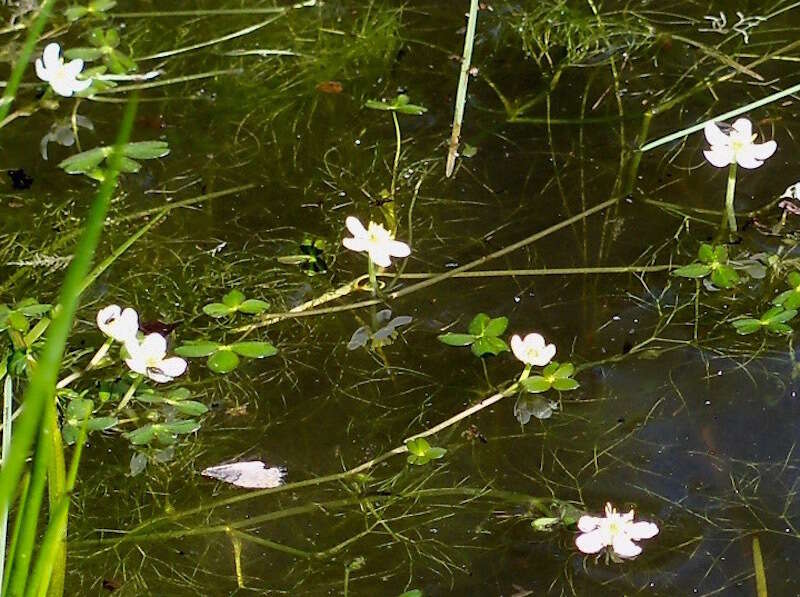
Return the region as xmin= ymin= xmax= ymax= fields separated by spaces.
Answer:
xmin=125 ymin=424 xmax=156 ymax=445
xmin=542 ymin=362 xmax=559 ymax=377
xmin=521 ymin=376 xmax=552 ymax=393
xmin=222 ymin=289 xmax=246 ymax=307
xmin=552 ymin=378 xmax=579 ymax=391
xmin=711 ymin=265 xmax=739 ymax=289
xmin=732 ymin=318 xmax=762 ymax=335
xmin=407 ymin=453 xmax=430 ymax=466
xmin=784 ymin=292 xmax=800 ymax=311
xmin=122 ymin=140 xmax=170 ymax=159
xmin=175 ymin=340 xmax=220 ymax=358
xmin=163 ymin=420 xmax=201 ymax=435
xmin=672 ymin=263 xmax=711 ymax=278
xmin=766 ymin=308 xmax=797 ymax=324
xmin=698 ymin=243 xmax=715 ymax=263
xmin=117 ymin=156 xmax=141 ymax=173
xmin=768 ymin=322 xmax=794 ymax=335
xmin=426 ymin=447 xmax=446 ymax=460
xmin=398 ymin=591 xmax=423 ymax=597
xmin=468 ymin=313 xmax=490 ymax=336
xmin=773 ymin=289 xmax=797 ymax=307
xmin=713 ymin=245 xmax=729 ymax=263
xmin=202 ymin=303 xmax=234 ymax=318
xmin=65 ymin=6 xmax=90 ymax=21
xmin=437 ymin=333 xmax=476 ymax=347
xmin=64 ymin=47 xmax=104 ymax=61
xmin=483 ymin=316 xmax=509 ymax=337
xmin=553 ymin=362 xmax=575 ymax=379
xmin=237 ymin=299 xmax=269 ymax=314
xmin=788 ymin=272 xmax=800 ymax=288
xmin=172 ymin=400 xmax=208 ymax=416
xmin=7 ymin=311 xmax=28 ymax=332
xmin=230 ymin=341 xmax=277 ymax=358
xmin=406 ymin=437 xmax=430 ymax=456
xmin=58 ymin=147 xmax=109 ymax=173
xmin=86 ymin=416 xmax=117 ymax=431
xmin=471 ymin=336 xmax=508 ymax=357
xmin=208 ymin=349 xmax=240 ymax=374
xmin=17 ymin=302 xmax=50 ymax=317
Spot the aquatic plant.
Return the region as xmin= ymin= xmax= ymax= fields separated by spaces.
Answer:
xmin=703 ymin=118 xmax=777 ymax=232
xmin=35 ymin=42 xmax=92 ymax=97
xmin=575 ymin=503 xmax=659 ymax=559
xmin=510 ymin=333 xmax=556 ymax=367
xmin=342 ymin=216 xmax=410 ymax=296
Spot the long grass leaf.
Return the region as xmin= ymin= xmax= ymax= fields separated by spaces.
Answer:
xmin=0 ymin=97 xmax=139 ymax=583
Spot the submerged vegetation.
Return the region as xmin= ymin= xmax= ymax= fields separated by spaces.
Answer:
xmin=2 ymin=0 xmax=800 ymax=594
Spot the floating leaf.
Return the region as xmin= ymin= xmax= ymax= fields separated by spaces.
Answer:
xmin=175 ymin=340 xmax=220 ymax=358
xmin=230 ymin=341 xmax=277 ymax=359
xmin=672 ymin=263 xmax=711 ymax=278
xmin=208 ymin=349 xmax=240 ymax=374
xmin=437 ymin=333 xmax=476 ymax=347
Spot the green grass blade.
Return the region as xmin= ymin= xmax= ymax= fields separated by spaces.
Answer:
xmin=0 ymin=376 xmax=14 ymax=588
xmin=0 ymin=97 xmax=139 ymax=581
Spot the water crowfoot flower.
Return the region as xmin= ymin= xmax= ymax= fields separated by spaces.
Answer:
xmin=342 ymin=216 xmax=410 ymax=268
xmin=35 ymin=42 xmax=93 ymax=97
xmin=510 ymin=333 xmax=556 ymax=367
xmin=575 ymin=503 xmax=659 ymax=558
xmin=96 ymin=305 xmax=139 ymax=343
xmin=703 ymin=118 xmax=776 ymax=169
xmin=125 ymin=333 xmax=187 ymax=383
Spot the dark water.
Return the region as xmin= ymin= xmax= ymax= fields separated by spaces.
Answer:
xmin=5 ymin=0 xmax=800 ymax=595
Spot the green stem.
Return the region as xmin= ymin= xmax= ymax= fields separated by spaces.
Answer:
xmin=115 ymin=377 xmax=143 ymax=413
xmin=367 ymin=258 xmax=378 ymax=298
xmin=725 ymin=161 xmax=738 ymax=233
xmin=390 ymin=111 xmax=401 ymax=203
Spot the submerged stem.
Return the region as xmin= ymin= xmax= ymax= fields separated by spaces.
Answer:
xmin=725 ymin=162 xmax=738 ymax=233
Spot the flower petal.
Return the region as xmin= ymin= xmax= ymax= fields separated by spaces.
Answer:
xmin=35 ymin=58 xmax=49 ymax=82
xmin=368 ymin=248 xmax=392 ymax=268
xmin=51 ymin=78 xmax=77 ymax=97
xmin=139 ymin=333 xmax=167 ymax=360
xmin=627 ymin=521 xmax=659 ymax=540
xmin=749 ymin=140 xmax=777 ymax=161
xmin=343 ymin=237 xmax=370 ymax=253
xmin=63 ymin=58 xmax=84 ymax=78
xmin=535 ymin=343 xmax=556 ymax=366
xmin=612 ymin=534 xmax=642 ymax=558
xmin=736 ymin=151 xmax=765 ymax=169
xmin=704 ymin=121 xmax=729 ymax=147
xmin=385 ymin=239 xmax=410 ymax=258
xmin=575 ymin=529 xmax=607 ymax=554
xmin=577 ymin=515 xmax=602 ymax=533
xmin=523 ymin=333 xmax=546 ymax=350
xmin=42 ymin=43 xmax=61 ymax=69
xmin=704 ymin=147 xmax=734 ymax=168
xmin=732 ymin=118 xmax=753 ymax=139
xmin=147 ymin=357 xmax=187 ymax=383
xmin=510 ymin=335 xmax=524 ymax=362
xmin=345 ymin=216 xmax=367 ymax=238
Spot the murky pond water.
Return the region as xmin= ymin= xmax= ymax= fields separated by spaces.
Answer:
xmin=4 ymin=0 xmax=800 ymax=595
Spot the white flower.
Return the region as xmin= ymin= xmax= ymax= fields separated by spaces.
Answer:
xmin=96 ymin=305 xmax=139 ymax=343
xmin=124 ymin=333 xmax=187 ymax=383
xmin=35 ymin=42 xmax=92 ymax=97
xmin=342 ymin=216 xmax=410 ymax=268
xmin=703 ymin=118 xmax=776 ymax=169
xmin=575 ymin=503 xmax=659 ymax=558
xmin=510 ymin=333 xmax=556 ymax=366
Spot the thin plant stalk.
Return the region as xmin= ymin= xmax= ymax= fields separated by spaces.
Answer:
xmin=367 ymin=258 xmax=378 ymax=298
xmin=445 ymin=0 xmax=479 ymax=177
xmin=725 ymin=162 xmax=738 ymax=233
xmin=0 ymin=376 xmax=13 ymax=587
